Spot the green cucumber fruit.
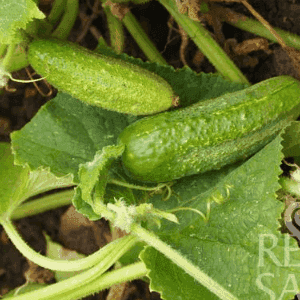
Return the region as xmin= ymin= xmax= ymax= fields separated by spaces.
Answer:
xmin=118 ymin=75 xmax=300 ymax=183
xmin=27 ymin=39 xmax=178 ymax=115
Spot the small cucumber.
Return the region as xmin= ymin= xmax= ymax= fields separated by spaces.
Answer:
xmin=27 ymin=39 xmax=178 ymax=115
xmin=118 ymin=75 xmax=300 ymax=183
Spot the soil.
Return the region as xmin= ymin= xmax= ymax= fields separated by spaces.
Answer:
xmin=1 ymin=0 xmax=300 ymax=299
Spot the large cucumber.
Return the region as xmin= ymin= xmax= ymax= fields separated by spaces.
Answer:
xmin=27 ymin=39 xmax=178 ymax=115
xmin=118 ymin=75 xmax=300 ymax=183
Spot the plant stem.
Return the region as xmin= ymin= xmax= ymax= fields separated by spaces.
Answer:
xmin=226 ymin=14 xmax=300 ymax=50
xmin=131 ymin=223 xmax=238 ymax=300
xmin=4 ymin=236 xmax=136 ymax=300
xmin=0 ymin=43 xmax=7 ymax=57
xmin=159 ymin=0 xmax=249 ymax=84
xmin=5 ymin=51 xmax=29 ymax=73
xmin=47 ymin=0 xmax=68 ymax=26
xmin=109 ymin=178 xmax=167 ymax=192
xmin=2 ymin=220 xmax=138 ymax=272
xmin=1 ymin=44 xmax=17 ymax=71
xmin=103 ymin=5 xmax=125 ymax=54
xmin=0 ymin=44 xmax=29 ymax=84
xmin=51 ymin=0 xmax=79 ymax=40
xmin=11 ymin=189 xmax=73 ymax=220
xmin=45 ymin=261 xmax=148 ymax=300
xmin=122 ymin=11 xmax=168 ymax=65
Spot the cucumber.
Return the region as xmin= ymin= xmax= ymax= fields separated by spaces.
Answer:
xmin=118 ymin=75 xmax=300 ymax=183
xmin=27 ymin=39 xmax=178 ymax=115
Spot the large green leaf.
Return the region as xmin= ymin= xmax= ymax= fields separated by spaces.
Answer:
xmin=0 ymin=143 xmax=72 ymax=222
xmin=11 ymin=92 xmax=129 ymax=183
xmin=140 ymin=135 xmax=299 ymax=300
xmin=0 ymin=0 xmax=44 ymax=44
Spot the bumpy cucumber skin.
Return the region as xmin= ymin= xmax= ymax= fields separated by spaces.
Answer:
xmin=118 ymin=75 xmax=300 ymax=183
xmin=28 ymin=39 xmax=176 ymax=115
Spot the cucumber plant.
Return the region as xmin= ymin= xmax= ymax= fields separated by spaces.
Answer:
xmin=3 ymin=0 xmax=300 ymax=298
xmin=6 ymin=74 xmax=300 ymax=300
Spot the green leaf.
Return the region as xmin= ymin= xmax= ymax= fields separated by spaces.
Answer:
xmin=140 ymin=246 xmax=219 ymax=299
xmin=73 ymin=176 xmax=137 ymax=221
xmin=0 ymin=142 xmax=29 ymax=220
xmin=0 ymin=0 xmax=44 ymax=44
xmin=140 ymin=135 xmax=299 ymax=299
xmin=72 ymin=187 xmax=101 ymax=221
xmin=78 ymin=144 xmax=125 ymax=207
xmin=0 ymin=142 xmax=73 ymax=222
xmin=11 ymin=92 xmax=129 ymax=183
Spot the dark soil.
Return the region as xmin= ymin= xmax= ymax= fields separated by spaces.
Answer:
xmin=1 ymin=0 xmax=300 ymax=299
